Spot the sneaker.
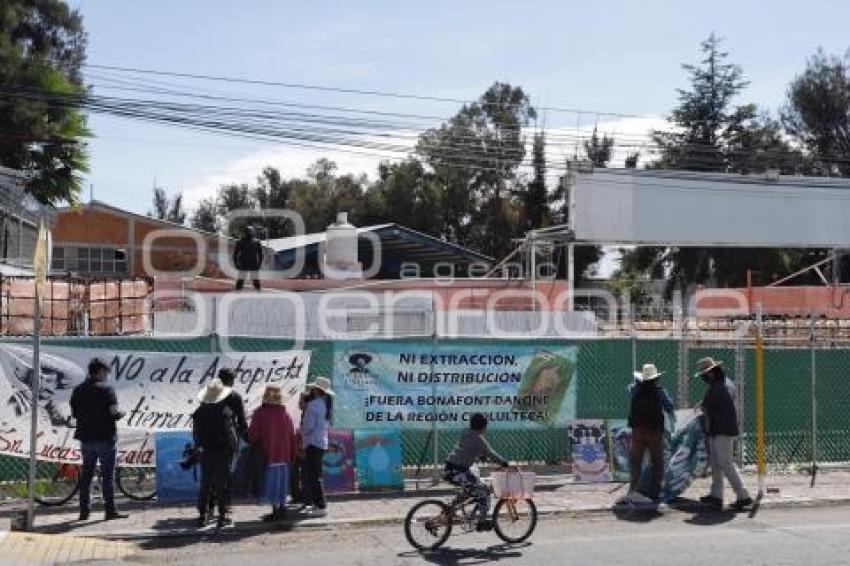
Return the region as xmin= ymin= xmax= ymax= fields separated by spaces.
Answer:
xmin=699 ymin=495 xmax=723 ymax=509
xmin=308 ymin=507 xmax=327 ymax=518
xmin=216 ymin=516 xmax=233 ymax=530
xmin=298 ymin=505 xmax=314 ymax=515
xmin=197 ymin=515 xmax=207 ymax=528
xmin=78 ymin=508 xmax=90 ymax=521
xmin=104 ymin=510 xmax=129 ymax=521
xmin=731 ymin=497 xmax=753 ymax=511
xmin=476 ymin=519 xmax=494 ymax=532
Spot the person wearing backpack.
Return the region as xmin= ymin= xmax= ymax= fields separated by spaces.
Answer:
xmin=192 ymin=378 xmax=239 ymax=529
xmin=627 ymin=363 xmax=675 ymax=502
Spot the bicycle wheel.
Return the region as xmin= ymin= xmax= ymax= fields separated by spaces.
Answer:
xmin=404 ymin=499 xmax=453 ymax=551
xmin=492 ymin=498 xmax=537 ymax=544
xmin=33 ymin=462 xmax=80 ymax=506
xmin=117 ymin=466 xmax=157 ymax=501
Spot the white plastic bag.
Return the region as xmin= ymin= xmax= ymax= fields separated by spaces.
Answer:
xmin=491 ymin=470 xmax=536 ymax=500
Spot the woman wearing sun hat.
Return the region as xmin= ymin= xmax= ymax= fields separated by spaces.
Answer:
xmin=248 ymin=384 xmax=297 ymax=522
xmin=627 ymin=363 xmax=675 ymax=501
xmin=695 ymin=357 xmax=752 ymax=511
xmin=299 ymin=376 xmax=333 ymax=517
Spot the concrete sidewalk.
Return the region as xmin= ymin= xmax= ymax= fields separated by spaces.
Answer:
xmin=1 ymin=468 xmax=846 ymax=542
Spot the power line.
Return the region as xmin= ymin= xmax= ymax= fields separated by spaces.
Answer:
xmin=85 ymin=63 xmax=655 ymax=120
xmin=3 ymin=81 xmax=841 ymax=174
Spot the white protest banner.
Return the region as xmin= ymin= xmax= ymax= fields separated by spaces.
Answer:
xmin=0 ymin=345 xmax=310 ymax=466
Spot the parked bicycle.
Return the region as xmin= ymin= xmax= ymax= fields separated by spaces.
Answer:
xmin=404 ymin=468 xmax=537 ymax=551
xmin=30 ymin=460 xmax=156 ymax=505
xmin=29 ymin=429 xmax=157 ymax=506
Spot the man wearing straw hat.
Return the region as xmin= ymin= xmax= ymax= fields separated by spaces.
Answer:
xmin=627 ymin=363 xmax=674 ymax=502
xmin=192 ymin=377 xmax=239 ymax=529
xmin=695 ymin=357 xmax=752 ymax=511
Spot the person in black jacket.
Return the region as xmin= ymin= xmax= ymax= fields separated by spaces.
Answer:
xmin=69 ymin=358 xmax=128 ymax=521
xmin=627 ymin=363 xmax=674 ymax=502
xmin=233 ymin=226 xmax=263 ymax=291
xmin=695 ymin=357 xmax=752 ymax=511
xmin=215 ymin=368 xmax=246 ymax=519
xmin=218 ymin=369 xmax=247 ymax=440
xmin=193 ymin=378 xmax=238 ymax=529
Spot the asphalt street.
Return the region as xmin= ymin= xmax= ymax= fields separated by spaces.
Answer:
xmin=117 ymin=504 xmax=850 ymax=565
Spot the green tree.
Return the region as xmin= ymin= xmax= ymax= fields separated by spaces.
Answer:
xmin=190 ymin=198 xmax=218 ymax=233
xmin=517 ymin=131 xmax=551 ymax=232
xmin=417 ymin=82 xmax=536 ymax=258
xmin=584 ymin=126 xmax=614 ymax=167
xmin=149 ymin=187 xmax=186 ymax=225
xmin=0 ymin=0 xmax=90 ymax=205
xmin=624 ymin=35 xmax=805 ymax=294
xmin=253 ymin=166 xmax=293 ymax=238
xmin=288 ymin=159 xmax=366 ymax=233
xmin=652 ymin=33 xmax=749 ymax=172
xmin=217 ymin=183 xmax=257 ymax=237
xmin=782 ymin=49 xmax=850 ymax=176
xmin=364 ymin=159 xmax=442 ymax=234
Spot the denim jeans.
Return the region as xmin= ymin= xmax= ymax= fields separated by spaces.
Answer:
xmin=79 ymin=440 xmax=117 ymax=512
xmin=444 ymin=464 xmax=490 ymax=522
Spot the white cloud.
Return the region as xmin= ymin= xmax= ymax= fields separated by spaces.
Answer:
xmin=181 ymin=116 xmax=671 ymax=209
xmin=180 ymin=142 xmax=408 ymax=208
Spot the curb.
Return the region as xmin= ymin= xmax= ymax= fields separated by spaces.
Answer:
xmin=51 ymin=495 xmax=850 ymax=542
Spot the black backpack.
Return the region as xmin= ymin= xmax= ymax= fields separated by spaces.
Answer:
xmin=629 ymin=384 xmax=664 ymax=431
xmin=193 ymin=402 xmax=239 ymax=451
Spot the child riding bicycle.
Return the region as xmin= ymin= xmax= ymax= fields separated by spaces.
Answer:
xmin=443 ymin=413 xmax=512 ymax=532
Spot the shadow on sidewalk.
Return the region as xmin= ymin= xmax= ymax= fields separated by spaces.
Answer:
xmin=134 ymin=517 xmax=287 ymax=551
xmin=34 ymin=516 xmax=112 ymax=535
xmin=399 ymin=542 xmax=529 ymax=565
xmin=611 ymin=505 xmax=663 ymax=523
xmin=669 ymin=497 xmax=735 ymax=526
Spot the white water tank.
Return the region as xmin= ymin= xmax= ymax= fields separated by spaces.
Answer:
xmin=323 ymin=212 xmax=362 ymax=279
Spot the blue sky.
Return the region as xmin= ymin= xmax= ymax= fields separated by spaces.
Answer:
xmin=73 ymin=0 xmax=850 ymax=214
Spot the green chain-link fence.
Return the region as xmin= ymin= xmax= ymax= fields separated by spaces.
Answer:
xmin=2 ymin=335 xmax=850 ymax=485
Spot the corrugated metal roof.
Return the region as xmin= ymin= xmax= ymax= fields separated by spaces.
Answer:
xmin=265 ymin=224 xmax=393 ymax=252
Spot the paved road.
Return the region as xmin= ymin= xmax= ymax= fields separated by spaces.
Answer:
xmin=119 ymin=504 xmax=850 ymax=565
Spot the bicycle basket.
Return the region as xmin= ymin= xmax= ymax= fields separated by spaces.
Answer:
xmin=491 ymin=471 xmax=536 ymax=500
